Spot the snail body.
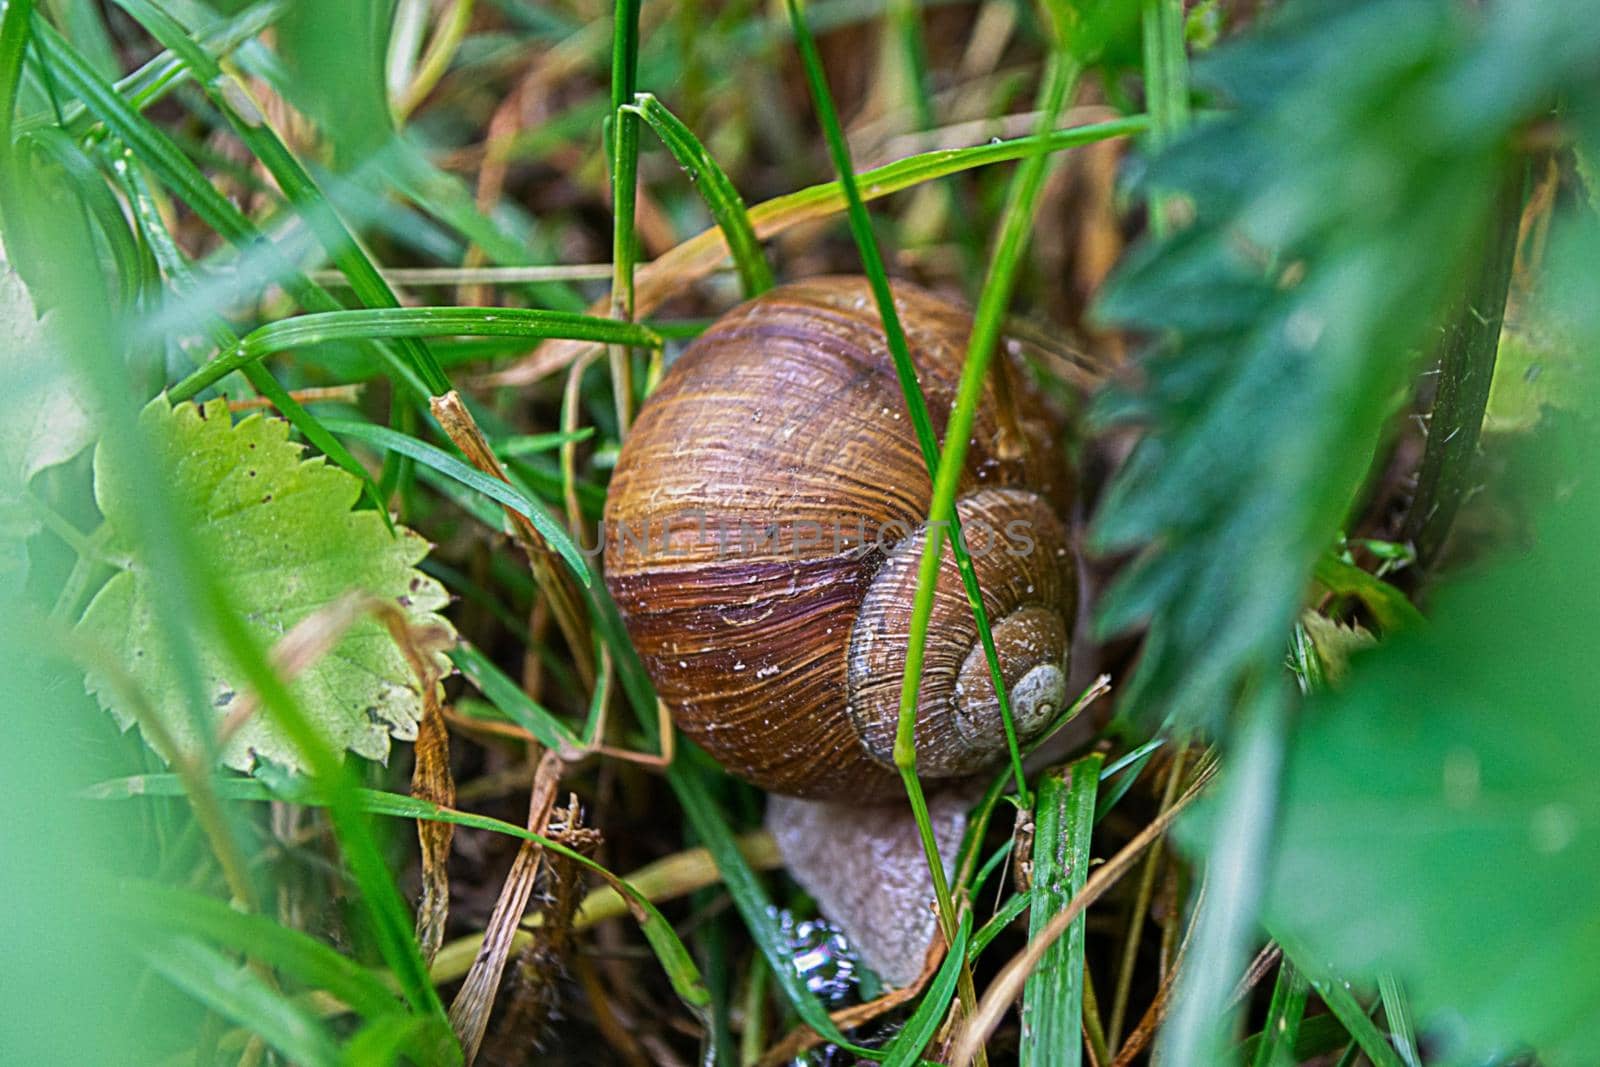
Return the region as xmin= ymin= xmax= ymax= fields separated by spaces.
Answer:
xmin=603 ymin=276 xmax=1077 ymax=801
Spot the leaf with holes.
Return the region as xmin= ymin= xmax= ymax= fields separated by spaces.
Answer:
xmin=77 ymin=399 xmax=454 ymax=773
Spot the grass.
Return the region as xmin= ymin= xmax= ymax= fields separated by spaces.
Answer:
xmin=5 ymin=0 xmax=1596 ymax=1065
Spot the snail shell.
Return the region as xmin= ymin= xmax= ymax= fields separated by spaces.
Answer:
xmin=603 ymin=276 xmax=1076 ymax=800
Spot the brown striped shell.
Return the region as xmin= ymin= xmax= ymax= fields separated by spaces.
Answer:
xmin=603 ymin=276 xmax=1076 ymax=800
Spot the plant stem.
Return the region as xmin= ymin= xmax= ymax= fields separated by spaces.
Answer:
xmin=1403 ymin=166 xmax=1525 ymax=567
xmin=608 ymin=0 xmax=643 ymax=434
xmin=1140 ymin=0 xmax=1189 ymax=235
xmin=1107 ymin=745 xmax=1187 ymax=1051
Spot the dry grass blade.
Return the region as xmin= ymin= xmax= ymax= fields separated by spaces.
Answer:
xmin=225 ymin=385 xmax=363 ymax=412
xmin=431 ymin=391 xmax=594 ymax=689
xmin=1107 ymin=887 xmax=1197 ymax=1067
xmin=411 ymin=691 xmax=454 ymax=966
xmin=448 ymin=748 xmax=566 ymax=1064
xmin=950 ymin=760 xmax=1219 ymax=1066
xmin=429 ymin=831 xmax=782 ymax=986
xmin=485 ymin=796 xmax=602 ymax=1060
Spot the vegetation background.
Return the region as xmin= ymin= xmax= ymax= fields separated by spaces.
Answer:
xmin=1 ymin=0 xmax=1596 ymax=1064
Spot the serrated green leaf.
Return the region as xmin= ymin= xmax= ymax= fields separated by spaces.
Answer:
xmin=77 ymin=398 xmax=454 ymax=773
xmin=1298 ymin=612 xmax=1375 ymax=684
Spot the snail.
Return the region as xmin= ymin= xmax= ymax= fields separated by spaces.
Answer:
xmin=602 ymin=275 xmax=1080 ymax=982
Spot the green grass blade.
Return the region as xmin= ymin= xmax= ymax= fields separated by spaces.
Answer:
xmin=608 ymin=96 xmax=639 ymax=429
xmin=1141 ymin=0 xmax=1189 ymax=142
xmin=1020 ymin=752 xmax=1103 ymax=1067
xmin=1301 ymin=965 xmax=1404 ymax=1067
xmin=100 ymin=773 xmax=713 ymax=1022
xmin=0 ymin=0 xmax=36 ymax=245
xmin=170 ymin=307 xmax=663 ymax=402
xmin=1248 ymin=956 xmax=1310 ymax=1067
xmin=1378 ymin=973 xmax=1422 ymax=1067
xmin=22 ymin=128 xmax=152 ymax=313
xmin=321 ymin=418 xmax=594 ymax=582
xmin=607 ymin=0 xmax=642 ymax=428
xmin=497 ymin=427 xmax=594 ymax=456
xmin=669 ymin=762 xmax=874 ymax=1056
xmin=783 ymin=0 xmax=964 ymax=912
xmin=891 ymin=43 xmax=1083 ymax=787
xmin=448 ymin=643 xmax=583 ymax=752
xmin=20 ymin=1 xmax=286 ymax=138
xmin=625 ymin=92 xmax=774 ymax=296
xmin=29 ymin=18 xmax=429 ymax=402
xmin=0 ymin=0 xmax=34 ymax=147
xmin=109 ymin=0 xmax=450 ymax=395
xmin=142 ymin=937 xmax=343 ymax=1067
xmin=48 ymin=0 xmax=119 ymax=77
xmin=1140 ymin=0 xmax=1190 ymax=234
xmin=7 ymin=65 xmax=446 ymax=1041
xmin=121 ymin=159 xmax=391 ymax=520
xmin=342 ymin=1015 xmax=446 ymax=1067
xmin=970 ymin=890 xmax=1033 ymax=960
xmin=883 ymin=909 xmax=973 ymax=1067
xmin=118 ymin=881 xmax=404 ymax=1020
xmin=1158 ymin=687 xmax=1285 ymax=1066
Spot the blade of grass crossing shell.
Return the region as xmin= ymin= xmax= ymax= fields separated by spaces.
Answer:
xmin=1248 ymin=957 xmax=1310 ymax=1067
xmin=169 ymin=306 xmax=662 ymax=402
xmin=883 ymin=910 xmax=973 ymax=1067
xmin=888 ymin=40 xmax=1083 ymax=864
xmin=109 ymin=0 xmax=450 ymax=394
xmin=625 ymin=93 xmax=774 ymax=296
xmin=1020 ymin=753 xmax=1103 ymax=1067
xmin=784 ymin=0 xmax=1029 ymax=924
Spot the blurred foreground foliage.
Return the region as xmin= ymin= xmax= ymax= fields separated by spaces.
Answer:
xmin=2 ymin=0 xmax=1599 ymax=1063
